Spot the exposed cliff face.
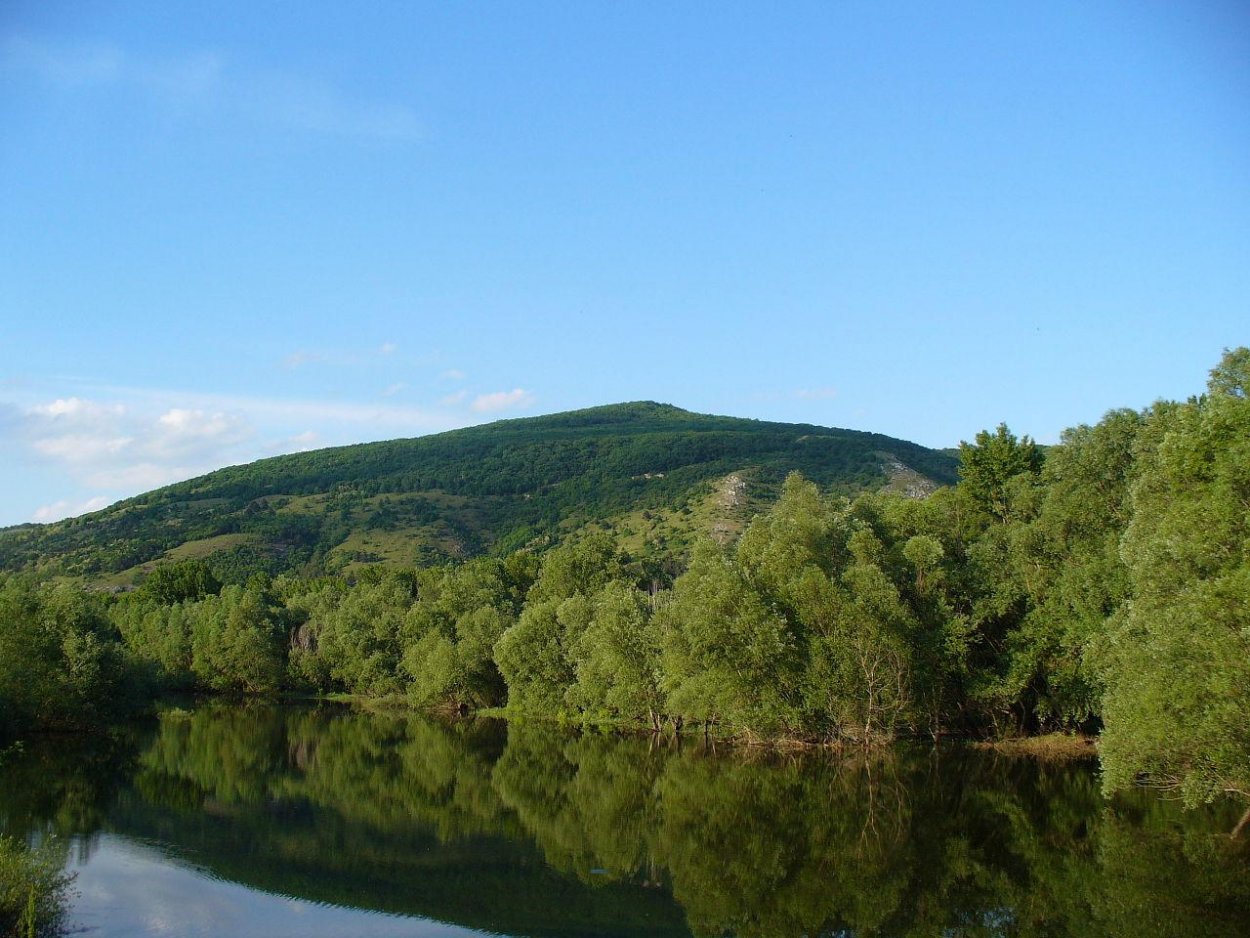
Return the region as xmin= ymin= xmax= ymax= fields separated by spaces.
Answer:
xmin=879 ymin=454 xmax=942 ymax=499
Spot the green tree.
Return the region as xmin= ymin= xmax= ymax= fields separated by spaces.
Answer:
xmin=0 ymin=836 xmax=74 ymax=938
xmin=958 ymin=423 xmax=1043 ymax=524
xmin=1100 ymin=349 xmax=1250 ymax=804
xmin=0 ymin=578 xmax=137 ymax=737
xmin=401 ymin=559 xmax=515 ymax=708
xmin=494 ymin=597 xmax=588 ymax=712
xmin=140 ymin=559 xmax=221 ymax=605
xmin=1004 ymin=409 xmax=1143 ymax=729
xmin=659 ymin=540 xmax=800 ymax=735
xmin=189 ymin=580 xmax=288 ymax=694
xmin=567 ymin=581 xmax=664 ymax=727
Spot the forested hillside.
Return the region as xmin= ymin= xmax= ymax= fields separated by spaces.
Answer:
xmin=2 ymin=351 xmax=1247 ymax=808
xmin=0 ymin=402 xmax=956 ymax=584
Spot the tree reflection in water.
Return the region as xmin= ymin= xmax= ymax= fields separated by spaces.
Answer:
xmin=2 ymin=704 xmax=1248 ymax=937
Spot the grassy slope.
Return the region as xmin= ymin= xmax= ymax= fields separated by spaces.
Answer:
xmin=0 ymin=402 xmax=957 ymax=584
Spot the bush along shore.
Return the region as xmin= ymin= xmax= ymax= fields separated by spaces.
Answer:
xmin=2 ymin=349 xmax=1248 ymax=809
xmin=0 ymin=836 xmax=73 ymax=938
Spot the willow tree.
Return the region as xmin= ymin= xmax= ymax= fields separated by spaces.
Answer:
xmin=1100 ymin=349 xmax=1250 ymax=805
xmin=401 ymin=559 xmax=515 ymax=709
xmin=188 ymin=578 xmax=289 ymax=695
xmin=1003 ymin=408 xmax=1143 ymax=729
xmin=566 ymin=580 xmax=664 ymax=727
xmin=493 ymin=534 xmax=625 ymax=713
xmin=659 ymin=539 xmax=800 ymax=736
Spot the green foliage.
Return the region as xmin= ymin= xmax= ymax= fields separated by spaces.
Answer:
xmin=3 ymin=353 xmax=1249 ymax=810
xmin=494 ymin=599 xmax=581 ymax=713
xmin=0 ymin=577 xmax=143 ymax=739
xmin=0 ymin=836 xmax=73 ymax=938
xmin=139 ymin=559 xmax=221 ymax=604
xmin=400 ymin=560 xmax=516 ymax=708
xmin=187 ymin=580 xmax=289 ymax=695
xmin=109 ymin=596 xmax=196 ymax=689
xmin=566 ymin=581 xmax=663 ymax=724
xmin=1100 ymin=350 xmax=1250 ymax=804
xmin=0 ymin=402 xmax=957 ymax=581
xmin=1005 ymin=409 xmax=1143 ymax=728
xmin=659 ymin=540 xmax=801 ymax=734
xmin=288 ymin=573 xmax=412 ymax=696
xmin=524 ymin=531 xmax=625 ymax=604
xmin=957 ymin=423 xmax=1043 ymax=523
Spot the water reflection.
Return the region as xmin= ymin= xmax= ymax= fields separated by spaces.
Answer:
xmin=67 ymin=834 xmax=489 ymax=938
xmin=2 ymin=703 xmax=1248 ymax=937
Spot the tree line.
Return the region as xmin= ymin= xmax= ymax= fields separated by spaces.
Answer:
xmin=1 ymin=349 xmax=1247 ymax=806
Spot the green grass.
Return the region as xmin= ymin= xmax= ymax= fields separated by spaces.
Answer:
xmin=163 ymin=533 xmax=257 ymax=561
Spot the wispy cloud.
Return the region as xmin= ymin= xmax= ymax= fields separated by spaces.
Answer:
xmin=30 ymin=397 xmax=125 ymax=419
xmin=281 ymin=343 xmax=411 ymax=370
xmin=440 ymin=369 xmax=467 ymax=381
xmin=795 ymin=387 xmax=838 ymax=400
xmin=213 ymin=394 xmax=450 ymax=429
xmin=33 ymin=496 xmax=111 ymax=523
xmin=2 ymin=35 xmax=421 ymax=141
xmin=472 ymin=389 xmax=535 ymax=413
xmin=1 ymin=35 xmax=123 ymax=85
xmin=283 ymin=350 xmax=329 ymax=369
xmin=244 ymin=72 xmax=420 ymax=140
xmin=281 ymin=430 xmax=320 ymax=451
xmin=439 ymin=390 xmax=468 ymax=406
xmin=380 ymin=382 xmax=407 ymax=397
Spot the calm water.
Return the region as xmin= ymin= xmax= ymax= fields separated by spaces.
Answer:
xmin=3 ymin=702 xmax=1249 ymax=937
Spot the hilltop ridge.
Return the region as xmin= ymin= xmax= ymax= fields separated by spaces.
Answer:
xmin=0 ymin=401 xmax=957 ymax=584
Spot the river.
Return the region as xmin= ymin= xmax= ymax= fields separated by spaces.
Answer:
xmin=3 ymin=702 xmax=1248 ymax=936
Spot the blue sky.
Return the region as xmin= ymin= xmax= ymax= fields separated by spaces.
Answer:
xmin=1 ymin=1 xmax=1247 ymax=525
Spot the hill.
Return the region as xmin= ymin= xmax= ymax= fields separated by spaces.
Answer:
xmin=0 ymin=401 xmax=957 ymax=585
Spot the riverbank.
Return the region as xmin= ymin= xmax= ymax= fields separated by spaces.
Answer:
xmin=974 ymin=732 xmax=1099 ymax=761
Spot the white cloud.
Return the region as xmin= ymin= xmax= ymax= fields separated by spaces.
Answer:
xmin=15 ymin=396 xmax=256 ymax=504
xmin=285 ymin=430 xmax=319 ymax=449
xmin=795 ymin=387 xmax=838 ymax=400
xmin=281 ymin=344 xmax=412 ymax=371
xmin=31 ymin=432 xmax=134 ymax=462
xmin=230 ymin=395 xmax=447 ymax=428
xmin=440 ymin=390 xmax=468 ymax=406
xmin=148 ymin=408 xmax=250 ymax=459
xmin=85 ymin=463 xmax=190 ymax=491
xmin=440 ymin=369 xmax=467 ymax=381
xmin=2 ymin=384 xmax=468 ymax=523
xmin=30 ymin=397 xmax=125 ymax=419
xmin=380 ymin=382 xmax=407 ymax=397
xmin=32 ymin=496 xmax=111 ymax=523
xmin=472 ymin=389 xmax=535 ymax=413
xmin=26 ymin=398 xmax=137 ymax=466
